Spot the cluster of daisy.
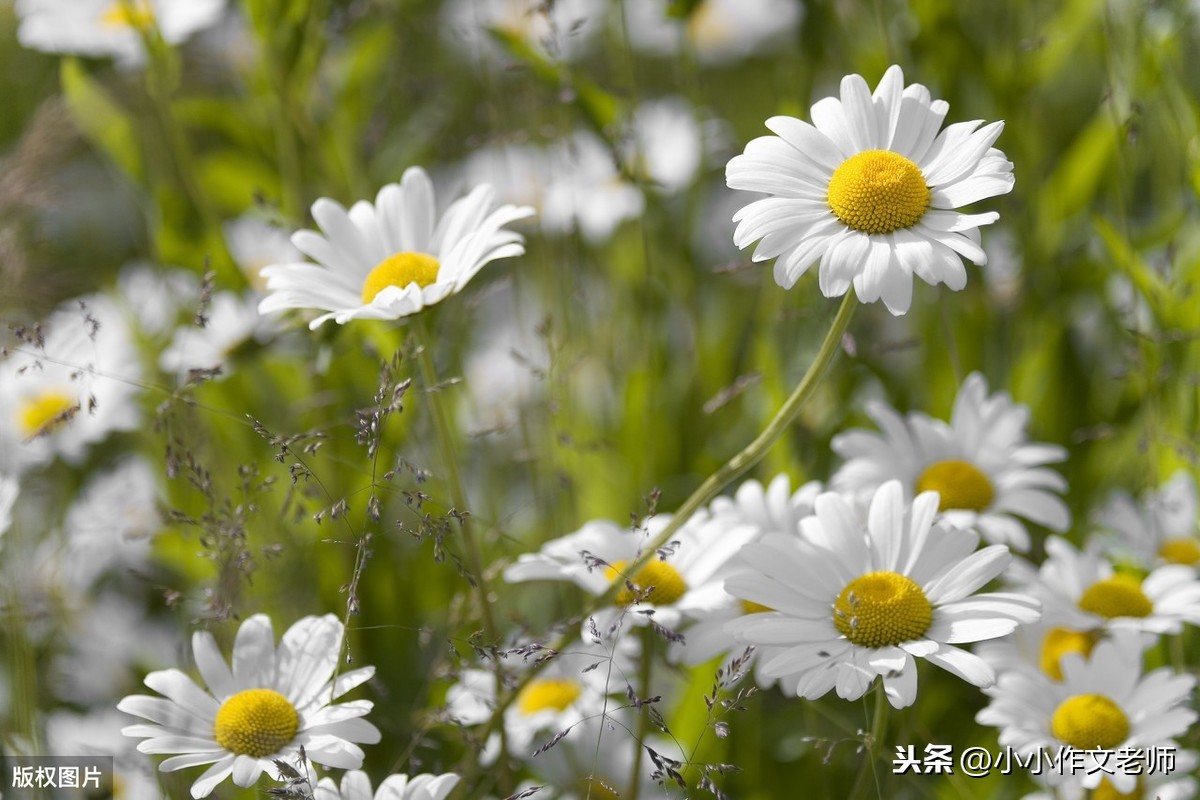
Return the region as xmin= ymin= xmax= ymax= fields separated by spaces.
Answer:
xmin=5 ymin=0 xmax=1197 ymax=790
xmin=487 ymin=374 xmax=1200 ymax=795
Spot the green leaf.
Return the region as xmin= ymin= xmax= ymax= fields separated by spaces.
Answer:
xmin=59 ymin=58 xmax=143 ymax=180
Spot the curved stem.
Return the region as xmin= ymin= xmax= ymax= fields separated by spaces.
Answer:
xmin=458 ymin=292 xmax=858 ymax=786
xmin=415 ymin=319 xmax=499 ymax=644
xmin=851 ymin=683 xmax=890 ymax=800
xmin=415 ymin=319 xmax=513 ymax=791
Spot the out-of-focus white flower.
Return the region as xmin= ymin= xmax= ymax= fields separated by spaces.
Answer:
xmin=975 ymin=616 xmax=1153 ymax=683
xmin=116 ymin=263 xmax=201 ymax=338
xmin=15 ymin=0 xmax=227 ymax=67
xmin=441 ymin=0 xmax=604 ymax=64
xmin=1021 ymin=749 xmax=1197 ymax=800
xmin=223 ymin=216 xmax=303 ymax=291
xmin=1092 ymin=470 xmax=1200 ymax=570
xmin=727 ymin=482 xmax=1040 ymax=708
xmin=57 ymin=457 xmax=160 ymax=588
xmin=622 ymin=97 xmax=704 ymax=195
xmin=542 ymin=132 xmax=645 ymax=244
xmin=504 ymin=511 xmax=756 ymax=637
xmin=622 ymin=0 xmax=803 ymax=65
xmin=161 ymin=292 xmax=277 ymax=380
xmin=831 ymin=372 xmax=1069 ymax=551
xmin=673 ymin=476 xmax=822 ymax=678
xmin=47 ymin=708 xmax=166 ymax=799
xmin=259 ymin=167 xmax=533 ymax=328
xmin=977 ymin=637 xmax=1196 ymax=793
xmin=1011 ymin=536 xmax=1200 ymax=637
xmin=119 ymin=614 xmax=380 ymax=798
xmin=0 ymin=295 xmax=141 ymax=474
xmin=52 ymin=593 xmax=177 ymax=706
xmin=446 ymin=640 xmax=630 ymax=761
xmin=314 ymin=771 xmax=459 ymax=800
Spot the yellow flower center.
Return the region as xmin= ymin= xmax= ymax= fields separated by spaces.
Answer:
xmin=1038 ymin=627 xmax=1100 ymax=681
xmin=17 ymin=390 xmax=78 ymax=439
xmin=1158 ymin=537 xmax=1200 ymax=566
xmin=914 ymin=459 xmax=995 ymax=512
xmin=1092 ymin=777 xmax=1142 ymax=800
xmin=100 ymin=0 xmax=155 ymax=29
xmin=605 ymin=559 xmax=689 ymax=606
xmin=741 ymin=599 xmax=774 ymax=615
xmin=361 ymin=252 xmax=440 ymax=304
xmin=1077 ymin=576 xmax=1153 ymax=619
xmin=517 ymin=678 xmax=582 ymax=715
xmin=212 ymin=688 xmax=299 ymax=758
xmin=833 ymin=571 xmax=933 ymax=648
xmin=826 ymin=150 xmax=931 ymax=235
xmin=1050 ymin=693 xmax=1129 ymax=751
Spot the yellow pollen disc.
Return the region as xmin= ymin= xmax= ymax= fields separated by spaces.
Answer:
xmin=1077 ymin=576 xmax=1153 ymax=619
xmin=833 ymin=571 xmax=933 ymax=648
xmin=361 ymin=252 xmax=440 ymax=304
xmin=915 ymin=459 xmax=995 ymax=512
xmin=826 ymin=150 xmax=931 ymax=234
xmin=1092 ymin=777 xmax=1141 ymax=800
xmin=741 ymin=599 xmax=774 ymax=615
xmin=18 ymin=391 xmax=78 ymax=439
xmin=1159 ymin=537 xmax=1200 ymax=566
xmin=605 ymin=559 xmax=689 ymax=606
xmin=517 ymin=678 xmax=582 ymax=715
xmin=1038 ymin=627 xmax=1100 ymax=681
xmin=1050 ymin=693 xmax=1129 ymax=751
xmin=213 ymin=688 xmax=299 ymax=758
xmin=100 ymin=1 xmax=155 ymax=28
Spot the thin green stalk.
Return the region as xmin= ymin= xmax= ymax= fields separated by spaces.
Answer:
xmin=628 ymin=628 xmax=656 ymax=800
xmin=415 ymin=318 xmax=513 ymax=791
xmin=137 ymin=28 xmax=240 ymax=286
xmin=415 ymin=319 xmax=499 ymax=643
xmin=850 ymin=683 xmax=890 ymax=800
xmin=457 ymin=292 xmax=858 ymax=787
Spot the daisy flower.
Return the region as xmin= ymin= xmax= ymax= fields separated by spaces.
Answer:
xmin=542 ymin=131 xmax=646 ymax=244
xmin=15 ymin=0 xmax=226 ymax=68
xmin=623 ymin=0 xmax=803 ymax=65
xmin=0 ymin=294 xmax=140 ymax=474
xmin=1092 ymin=470 xmax=1200 ymax=570
xmin=445 ymin=640 xmax=629 ymax=761
xmin=974 ymin=616 xmax=1152 ymax=683
xmin=673 ymin=475 xmax=821 ymax=670
xmin=622 ymin=96 xmax=706 ymax=195
xmin=1023 ymin=749 xmax=1197 ymax=800
xmin=726 ymin=481 xmax=1041 ymax=708
xmin=831 ymin=372 xmax=1069 ymax=551
xmin=57 ymin=457 xmax=161 ymax=589
xmin=314 ymin=770 xmax=459 ymax=800
xmin=1011 ymin=536 xmax=1200 ymax=636
xmin=47 ymin=708 xmax=166 ymax=800
xmin=223 ymin=216 xmax=303 ymax=291
xmin=976 ymin=638 xmax=1197 ymax=793
xmin=118 ymin=614 xmax=380 ymax=798
xmin=258 ymin=167 xmax=534 ymax=329
xmin=726 ymin=65 xmax=1014 ymax=314
xmin=503 ymin=512 xmax=757 ymax=637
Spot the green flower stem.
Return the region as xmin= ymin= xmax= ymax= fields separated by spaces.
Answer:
xmin=851 ymin=683 xmax=891 ymax=800
xmin=628 ymin=628 xmax=656 ymax=800
xmin=139 ymin=29 xmax=240 ymax=286
xmin=414 ymin=320 xmax=499 ymax=643
xmin=457 ymin=291 xmax=858 ymax=788
xmin=414 ymin=318 xmax=513 ymax=790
